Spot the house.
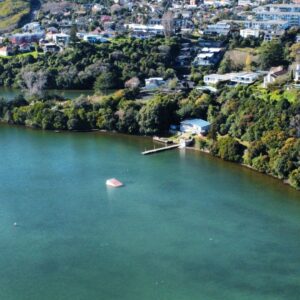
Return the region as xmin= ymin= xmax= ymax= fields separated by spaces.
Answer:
xmin=263 ymin=30 xmax=285 ymax=41
xmin=0 ymin=46 xmax=13 ymax=57
xmin=240 ymin=28 xmax=260 ymax=38
xmin=193 ymin=47 xmax=224 ymax=66
xmin=204 ymin=73 xmax=238 ymax=85
xmin=238 ymin=0 xmax=257 ymax=6
xmin=254 ymin=4 xmax=300 ymax=26
xmin=203 ymin=0 xmax=232 ymax=6
xmin=230 ymin=72 xmax=261 ymax=84
xmin=242 ymin=20 xmax=289 ymax=31
xmin=82 ymin=34 xmax=109 ymax=43
xmin=53 ymin=33 xmax=70 ymax=46
xmin=263 ymin=66 xmax=287 ymax=87
xmin=124 ymin=24 xmax=165 ymax=35
xmin=204 ymin=21 xmax=231 ymax=36
xmin=43 ymin=43 xmax=60 ymax=53
xmin=180 ymin=119 xmax=211 ymax=135
xmin=145 ymin=77 xmax=166 ymax=89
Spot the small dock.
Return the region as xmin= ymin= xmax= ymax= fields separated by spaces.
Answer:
xmin=142 ymin=144 xmax=180 ymax=155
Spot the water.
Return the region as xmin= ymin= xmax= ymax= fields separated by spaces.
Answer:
xmin=0 ymin=87 xmax=93 ymax=101
xmin=0 ymin=125 xmax=299 ymax=300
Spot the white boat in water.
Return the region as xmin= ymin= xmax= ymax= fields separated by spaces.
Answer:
xmin=106 ymin=178 xmax=124 ymax=188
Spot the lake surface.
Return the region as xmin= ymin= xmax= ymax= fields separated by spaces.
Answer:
xmin=0 ymin=125 xmax=299 ymax=300
xmin=0 ymin=87 xmax=93 ymax=101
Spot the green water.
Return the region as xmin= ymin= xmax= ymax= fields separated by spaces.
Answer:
xmin=0 ymin=125 xmax=299 ymax=300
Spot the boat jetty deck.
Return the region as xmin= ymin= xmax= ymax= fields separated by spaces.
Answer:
xmin=142 ymin=144 xmax=180 ymax=155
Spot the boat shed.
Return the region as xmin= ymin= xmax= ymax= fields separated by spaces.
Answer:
xmin=180 ymin=119 xmax=211 ymax=134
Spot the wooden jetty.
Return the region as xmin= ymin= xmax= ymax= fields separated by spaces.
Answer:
xmin=142 ymin=144 xmax=180 ymax=155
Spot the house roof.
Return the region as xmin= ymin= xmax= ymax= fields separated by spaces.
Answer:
xmin=181 ymin=119 xmax=211 ymax=127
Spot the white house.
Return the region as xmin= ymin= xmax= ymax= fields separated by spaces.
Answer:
xmin=203 ymin=0 xmax=232 ymax=6
xmin=240 ymin=28 xmax=260 ymax=38
xmin=124 ymin=24 xmax=164 ymax=35
xmin=204 ymin=22 xmax=231 ymax=36
xmin=204 ymin=73 xmax=238 ymax=85
xmin=145 ymin=77 xmax=166 ymax=89
xmin=53 ymin=33 xmax=70 ymax=46
xmin=180 ymin=119 xmax=211 ymax=135
xmin=231 ymin=72 xmax=261 ymax=84
xmin=255 ymin=4 xmax=300 ymax=26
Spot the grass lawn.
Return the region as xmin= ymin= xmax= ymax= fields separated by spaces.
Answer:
xmin=0 ymin=0 xmax=30 ymax=31
xmin=0 ymin=51 xmax=41 ymax=59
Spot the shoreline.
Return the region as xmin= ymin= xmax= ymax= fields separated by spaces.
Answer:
xmin=1 ymin=122 xmax=298 ymax=192
xmin=186 ymin=145 xmax=296 ymax=190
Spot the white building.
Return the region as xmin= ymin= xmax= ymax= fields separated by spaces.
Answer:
xmin=238 ymin=0 xmax=257 ymax=6
xmin=231 ymin=72 xmax=261 ymax=84
xmin=180 ymin=119 xmax=211 ymax=134
xmin=203 ymin=0 xmax=232 ymax=6
xmin=240 ymin=28 xmax=260 ymax=38
xmin=255 ymin=4 xmax=300 ymax=26
xmin=53 ymin=33 xmax=70 ymax=46
xmin=204 ymin=22 xmax=231 ymax=36
xmin=204 ymin=73 xmax=238 ymax=85
xmin=124 ymin=24 xmax=164 ymax=35
xmin=145 ymin=77 xmax=166 ymax=89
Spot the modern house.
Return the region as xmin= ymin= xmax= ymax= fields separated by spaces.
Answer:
xmin=240 ymin=28 xmax=260 ymax=38
xmin=204 ymin=73 xmax=239 ymax=85
xmin=204 ymin=71 xmax=261 ymax=85
xmin=53 ymin=33 xmax=70 ymax=46
xmin=145 ymin=77 xmax=166 ymax=90
xmin=204 ymin=22 xmax=231 ymax=36
xmin=124 ymin=24 xmax=165 ymax=35
xmin=230 ymin=72 xmax=261 ymax=84
xmin=263 ymin=30 xmax=285 ymax=41
xmin=180 ymin=119 xmax=211 ymax=135
xmin=254 ymin=4 xmax=300 ymax=26
xmin=193 ymin=47 xmax=224 ymax=66
xmin=203 ymin=0 xmax=232 ymax=6
xmin=42 ymin=43 xmax=60 ymax=53
xmin=82 ymin=34 xmax=109 ymax=43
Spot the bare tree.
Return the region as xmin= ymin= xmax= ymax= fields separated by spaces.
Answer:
xmin=125 ymin=77 xmax=140 ymax=89
xmin=20 ymin=69 xmax=47 ymax=98
xmin=162 ymin=11 xmax=174 ymax=38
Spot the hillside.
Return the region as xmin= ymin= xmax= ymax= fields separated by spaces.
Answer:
xmin=0 ymin=0 xmax=31 ymax=32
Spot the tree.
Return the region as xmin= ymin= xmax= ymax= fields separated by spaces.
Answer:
xmin=259 ymin=41 xmax=285 ymax=69
xmin=125 ymin=77 xmax=140 ymax=89
xmin=215 ymin=136 xmax=246 ymax=162
xmin=70 ymin=24 xmax=78 ymax=43
xmin=94 ymin=71 xmax=117 ymax=93
xmin=289 ymin=168 xmax=300 ymax=190
xmin=19 ymin=68 xmax=47 ymax=98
